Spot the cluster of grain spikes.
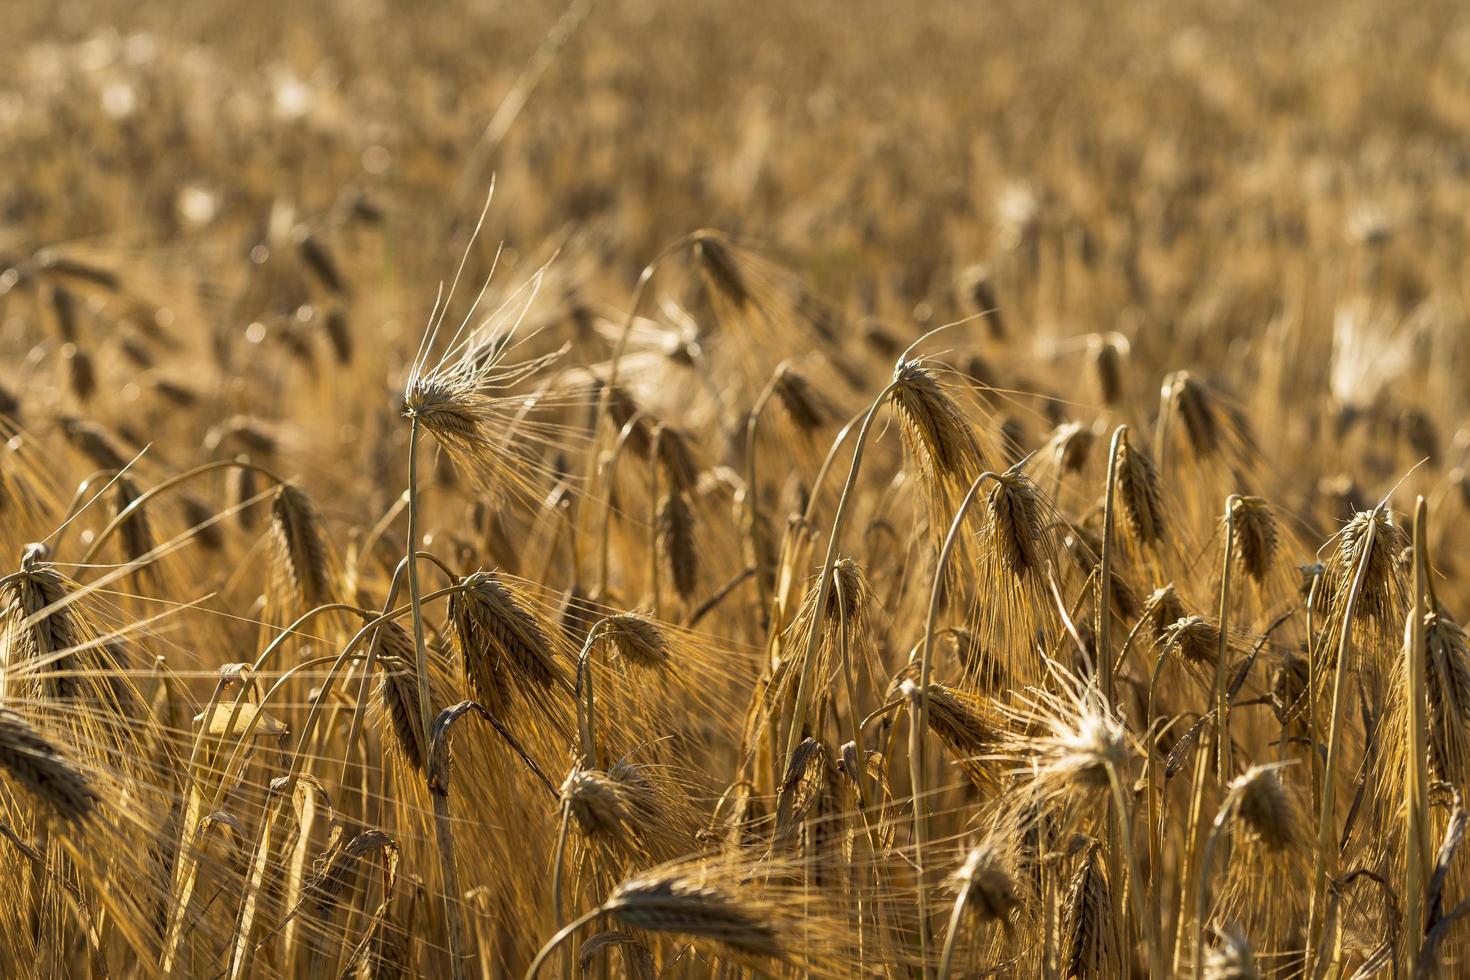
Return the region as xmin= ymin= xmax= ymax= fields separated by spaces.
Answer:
xmin=5 ymin=83 xmax=1470 ymax=978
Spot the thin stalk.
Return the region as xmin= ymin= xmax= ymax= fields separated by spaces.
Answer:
xmin=744 ymin=366 xmax=784 ymax=625
xmin=836 ymin=572 xmax=868 ymax=806
xmin=1109 ymin=764 xmax=1162 ymax=978
xmin=1174 ymin=727 xmax=1214 ymax=976
xmin=550 ymin=797 xmax=574 ymax=980
xmin=595 ymin=410 xmax=648 ymax=599
xmin=525 ymin=906 xmax=606 ymax=979
xmin=784 ymin=378 xmax=902 ymax=766
xmin=1304 ymin=568 xmax=1323 ymax=803
xmin=574 ymin=620 xmax=611 ymax=764
xmin=585 ymin=232 xmax=703 ymax=573
xmin=1216 ymin=497 xmax=1239 ymax=803
xmin=1403 ymin=497 xmax=1431 ymax=975
xmin=903 ymin=680 xmax=933 ymax=976
xmin=1307 ymin=509 xmax=1378 ymax=966
xmin=648 ymin=429 xmax=662 ymax=618
xmin=1098 ymin=426 xmax=1127 ymax=702
xmin=407 ymin=415 xmax=468 ymax=980
xmin=1192 ymin=782 xmax=1242 ymax=980
xmin=79 ymin=457 xmax=287 ymax=565
xmin=1145 ymin=644 xmax=1172 ymax=974
xmin=936 ymin=870 xmax=973 ymax=980
xmin=1154 ymin=373 xmax=1176 ymax=480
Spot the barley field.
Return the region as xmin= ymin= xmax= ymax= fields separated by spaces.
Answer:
xmin=1 ymin=0 xmax=1468 ymax=976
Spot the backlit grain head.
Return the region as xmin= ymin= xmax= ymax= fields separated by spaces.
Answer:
xmin=948 ymin=842 xmax=1021 ymax=923
xmin=269 ymin=482 xmax=333 ymax=608
xmin=1171 ymin=372 xmax=1221 ymax=459
xmin=1229 ymin=496 xmax=1277 ymax=583
xmin=1161 ymin=615 xmax=1220 ymax=665
xmin=0 ymin=708 xmax=98 ymax=823
xmin=1116 ymin=441 xmax=1165 ymax=547
xmin=605 ymin=869 xmax=784 ymax=961
xmin=1061 ymin=842 xmax=1114 ymax=979
xmin=1229 ymin=764 xmax=1296 ymax=851
xmin=986 ymin=466 xmax=1045 ymax=577
xmin=450 ymin=571 xmax=562 ymax=713
xmin=656 ymin=490 xmax=697 ymax=601
xmin=890 ymin=358 xmax=985 ymax=484
xmin=598 ymin=613 xmax=671 ymax=671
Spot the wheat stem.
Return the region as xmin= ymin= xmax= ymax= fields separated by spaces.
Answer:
xmin=1403 ymin=497 xmax=1431 ymax=975
xmin=1307 ymin=506 xmax=1378 ymax=967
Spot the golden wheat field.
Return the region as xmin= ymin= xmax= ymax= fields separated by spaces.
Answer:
xmin=3 ymin=0 xmax=1470 ymax=976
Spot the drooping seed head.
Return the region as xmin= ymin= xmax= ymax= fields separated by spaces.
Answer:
xmin=293 ymin=226 xmax=346 ymax=296
xmin=656 ymin=490 xmax=698 ymax=601
xmin=1203 ymin=929 xmax=1260 ymax=980
xmin=178 ymin=493 xmax=223 ymax=551
xmin=1089 ymin=336 xmax=1123 ymax=407
xmin=890 ymin=359 xmax=985 ymax=484
xmin=605 ymin=869 xmax=784 ymax=961
xmin=1116 ymin=442 xmax=1165 ymax=547
xmin=652 ymin=425 xmax=700 ymax=492
xmin=692 ymin=233 xmax=750 ymax=309
xmin=62 ymin=344 xmax=95 ymax=402
xmin=269 ymin=483 xmax=333 ymax=608
xmin=1 ymin=559 xmax=88 ymax=702
xmin=776 ymin=737 xmax=830 ymax=833
xmin=1171 ymin=372 xmax=1220 ymax=458
xmin=1229 ymin=496 xmax=1278 ymax=583
xmin=1326 ymin=509 xmax=1408 ymax=625
xmin=1061 ymin=842 xmax=1114 ymax=979
xmin=771 ymin=364 xmax=833 ymax=435
xmin=205 ymin=415 xmax=279 ymax=458
xmin=923 ymin=684 xmax=995 ymax=759
xmin=1161 ymin=615 xmax=1221 ymax=665
xmin=598 ymin=613 xmax=671 ymax=671
xmin=323 ymin=307 xmax=353 ymax=364
xmin=59 ymin=417 xmax=129 ymax=471
xmin=948 ymin=843 xmax=1021 ymax=923
xmin=0 ymin=709 xmax=98 ymax=822
xmin=1145 ymin=585 xmax=1188 ymax=645
xmin=450 ymin=571 xmax=562 ymax=713
xmin=1424 ymin=610 xmax=1470 ymax=786
xmin=564 ymin=768 xmax=634 ymax=841
xmin=1229 ymin=765 xmax=1296 ymax=851
xmin=110 ymin=475 xmax=157 ymax=568
xmin=604 ymin=385 xmax=653 ymax=459
xmin=1271 ymin=648 xmax=1310 ymax=729
xmin=302 ymin=829 xmax=396 ymax=919
xmin=1047 ymin=421 xmax=1095 ymax=474
xmin=986 ymin=468 xmax=1045 ymax=577
xmin=956 ymin=264 xmax=1006 ymax=338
